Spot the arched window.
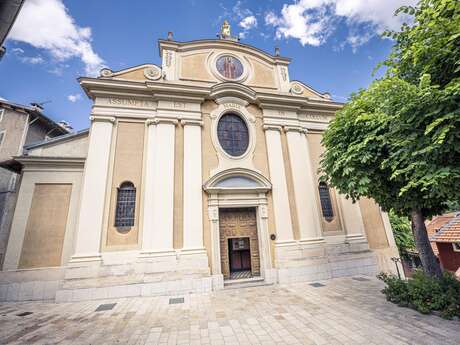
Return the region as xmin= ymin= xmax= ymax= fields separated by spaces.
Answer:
xmin=115 ymin=181 xmax=136 ymax=228
xmin=217 ymin=113 xmax=249 ymax=156
xmin=318 ymin=182 xmax=334 ymax=222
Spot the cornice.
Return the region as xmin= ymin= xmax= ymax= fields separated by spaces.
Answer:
xmin=209 ymin=82 xmax=257 ymax=103
xmin=15 ymin=156 xmax=86 ymax=170
xmin=79 ymin=77 xmax=343 ymax=114
xmin=158 ymin=39 xmax=291 ymax=65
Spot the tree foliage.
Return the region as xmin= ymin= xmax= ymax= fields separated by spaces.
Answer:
xmin=389 ymin=210 xmax=416 ymax=260
xmin=320 ymin=0 xmax=460 ymax=277
xmin=320 ymin=76 xmax=460 ymax=217
xmin=383 ymin=0 xmax=460 ymax=88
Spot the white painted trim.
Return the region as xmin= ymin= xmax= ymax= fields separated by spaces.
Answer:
xmin=453 ymin=242 xmax=460 ymax=252
xmin=0 ymin=130 xmax=6 ymax=148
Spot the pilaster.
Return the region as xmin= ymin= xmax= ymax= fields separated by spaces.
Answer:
xmin=70 ymin=116 xmax=115 ymax=264
xmin=263 ymin=124 xmax=295 ymax=243
xmin=338 ymin=195 xmax=368 ymax=245
xmin=140 ymin=118 xmax=176 ymax=256
xmin=182 ymin=120 xmax=205 ymax=251
xmin=284 ymin=126 xmax=324 ymax=243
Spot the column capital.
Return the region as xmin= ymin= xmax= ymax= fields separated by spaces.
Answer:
xmin=263 ymin=124 xmax=283 ymax=132
xmin=181 ymin=119 xmax=203 ymax=127
xmin=146 ymin=117 xmax=179 ymax=126
xmin=90 ymin=115 xmax=116 ymax=124
xmin=208 ymin=206 xmax=219 ymax=221
xmin=283 ymin=125 xmax=304 ymax=133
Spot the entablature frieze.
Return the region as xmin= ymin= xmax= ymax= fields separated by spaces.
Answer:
xmin=80 ymin=77 xmax=343 ymax=124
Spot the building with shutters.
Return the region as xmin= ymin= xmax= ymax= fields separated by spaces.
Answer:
xmin=0 ymin=23 xmax=401 ymax=302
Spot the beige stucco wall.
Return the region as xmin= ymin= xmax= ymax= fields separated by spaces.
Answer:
xmin=3 ymin=168 xmax=83 ymax=270
xmin=247 ymin=104 xmax=276 ymax=265
xmin=179 ymin=50 xmax=277 ymax=89
xmin=114 ymin=68 xmax=147 ymax=81
xmin=180 ymin=53 xmax=215 ymax=82
xmin=246 ymin=58 xmax=276 ymax=89
xmin=301 ymin=87 xmax=324 ymax=99
xmin=201 ymin=100 xmax=219 ymax=268
xmin=359 ymin=197 xmax=389 ymax=249
xmin=18 ymin=184 xmax=72 ymax=268
xmin=173 ymin=123 xmax=184 ymax=249
xmin=28 ymin=135 xmax=89 ymax=158
xmin=106 ymin=121 xmax=145 ymax=249
xmin=307 ymin=132 xmax=343 ymax=233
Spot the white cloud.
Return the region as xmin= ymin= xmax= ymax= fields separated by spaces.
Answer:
xmin=265 ymin=0 xmax=416 ymax=48
xmin=8 ymin=0 xmax=104 ymax=75
xmin=12 ymin=47 xmax=45 ymax=64
xmin=239 ymin=15 xmax=258 ymax=30
xmin=21 ymin=56 xmax=45 ymax=64
xmin=217 ymin=1 xmax=257 ymax=39
xmin=67 ymin=93 xmax=82 ymax=102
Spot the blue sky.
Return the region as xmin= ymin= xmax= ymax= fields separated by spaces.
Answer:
xmin=0 ymin=0 xmax=415 ymax=130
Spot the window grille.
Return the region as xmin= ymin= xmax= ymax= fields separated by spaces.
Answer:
xmin=115 ymin=181 xmax=136 ymax=228
xmin=217 ymin=113 xmax=249 ymax=156
xmin=318 ymin=182 xmax=334 ymax=221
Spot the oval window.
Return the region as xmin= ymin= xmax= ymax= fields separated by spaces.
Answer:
xmin=217 ymin=113 xmax=249 ymax=157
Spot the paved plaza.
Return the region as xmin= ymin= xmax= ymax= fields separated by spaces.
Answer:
xmin=1 ymin=276 xmax=459 ymax=345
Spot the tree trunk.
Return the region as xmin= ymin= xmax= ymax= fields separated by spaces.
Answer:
xmin=410 ymin=209 xmax=443 ymax=279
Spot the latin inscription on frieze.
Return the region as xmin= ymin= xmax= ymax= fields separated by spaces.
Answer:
xmin=305 ymin=114 xmax=331 ymax=121
xmin=106 ymin=97 xmax=154 ymax=108
xmin=223 ymin=103 xmax=241 ymax=110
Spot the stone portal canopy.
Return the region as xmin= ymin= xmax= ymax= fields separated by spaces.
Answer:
xmin=203 ymin=168 xmax=271 ymax=194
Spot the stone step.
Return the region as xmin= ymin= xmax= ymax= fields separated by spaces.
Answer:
xmin=224 ymin=277 xmax=273 ymax=289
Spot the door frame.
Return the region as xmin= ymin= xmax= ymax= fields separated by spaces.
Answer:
xmin=206 ymin=194 xmax=273 ymax=281
xmin=203 ymin=168 xmax=274 ymax=283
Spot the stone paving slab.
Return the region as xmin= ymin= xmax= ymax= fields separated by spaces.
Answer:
xmin=0 ymin=276 xmax=458 ymax=344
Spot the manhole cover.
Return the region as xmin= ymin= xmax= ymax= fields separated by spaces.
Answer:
xmin=17 ymin=312 xmax=33 ymax=317
xmin=169 ymin=297 xmax=184 ymax=304
xmin=309 ymin=282 xmax=325 ymax=288
xmin=352 ymin=277 xmax=370 ymax=282
xmin=95 ymin=303 xmax=116 ymax=312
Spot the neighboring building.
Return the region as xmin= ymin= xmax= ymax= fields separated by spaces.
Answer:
xmin=0 ymin=100 xmax=69 ymax=268
xmin=0 ymin=24 xmax=400 ymax=303
xmin=0 ymin=0 xmax=25 ymax=60
xmin=430 ymin=213 xmax=460 ymax=272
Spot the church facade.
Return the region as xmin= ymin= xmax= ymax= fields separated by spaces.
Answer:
xmin=0 ymin=28 xmax=400 ymax=302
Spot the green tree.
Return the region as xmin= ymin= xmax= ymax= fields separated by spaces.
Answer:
xmin=320 ymin=0 xmax=460 ymax=278
xmin=389 ymin=210 xmax=416 ymax=260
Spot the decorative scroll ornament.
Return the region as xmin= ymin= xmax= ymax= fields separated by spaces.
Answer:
xmin=291 ymin=83 xmax=303 ymax=95
xmin=144 ymin=66 xmax=162 ymax=80
xmin=99 ymin=68 xmax=113 ymax=77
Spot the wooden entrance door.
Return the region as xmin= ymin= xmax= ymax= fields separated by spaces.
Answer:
xmin=219 ymin=208 xmax=260 ymax=279
xmin=229 ymin=237 xmax=251 ymax=272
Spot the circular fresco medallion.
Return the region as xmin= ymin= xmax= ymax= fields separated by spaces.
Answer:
xmin=216 ymin=55 xmax=244 ymax=80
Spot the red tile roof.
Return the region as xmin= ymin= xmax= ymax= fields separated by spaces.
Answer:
xmin=430 ymin=213 xmax=460 ymax=243
xmin=426 ymin=213 xmax=458 ymax=255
